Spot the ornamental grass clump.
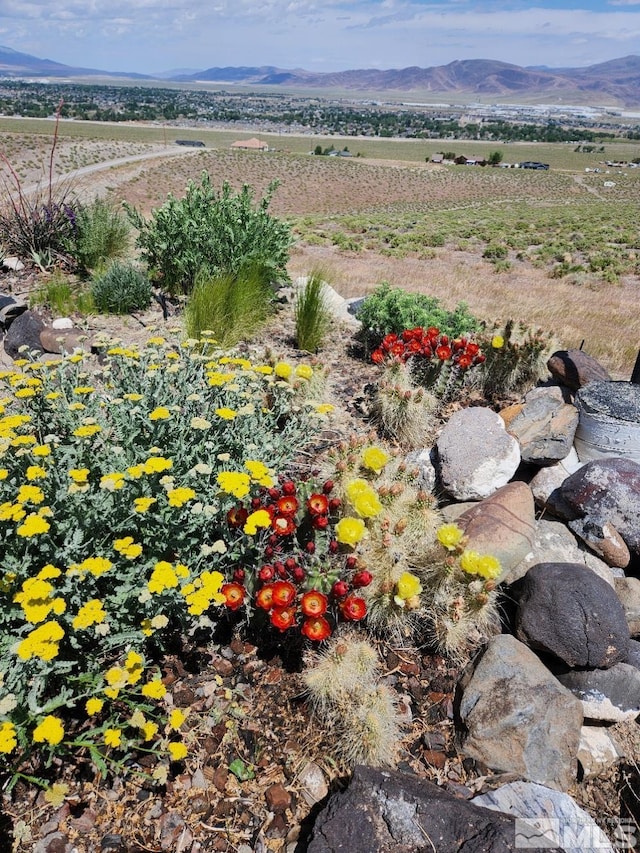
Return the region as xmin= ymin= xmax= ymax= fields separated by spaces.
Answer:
xmin=294 ymin=269 xmax=332 ymax=353
xmin=0 ymin=337 xmax=348 ymax=788
xmin=303 ymin=636 xmax=404 ymax=768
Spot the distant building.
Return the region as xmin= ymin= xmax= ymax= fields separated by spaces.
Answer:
xmin=175 ymin=139 xmax=205 ymax=147
xmin=230 ymin=138 xmax=268 ymax=151
xmin=519 ymin=161 xmax=550 ymax=170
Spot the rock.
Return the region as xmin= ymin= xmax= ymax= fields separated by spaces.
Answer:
xmin=51 ymin=317 xmax=74 ymax=329
xmin=306 ymin=764 xmax=558 ymax=852
xmin=515 ymin=562 xmax=630 ymax=667
xmin=577 ymin=726 xmax=623 ymax=778
xmin=547 ymin=348 xmax=611 ymax=391
xmin=614 ymin=577 xmax=640 ymax=637
xmin=511 ymin=518 xmax=616 ymax=587
xmin=435 ymin=407 xmax=521 ymax=500
xmin=506 ymin=388 xmax=579 ymax=465
xmin=567 ymin=518 xmax=631 ymax=569
xmin=626 ymin=638 xmax=640 ymax=669
xmin=459 ymin=634 xmax=583 ymax=791
xmin=404 ymin=447 xmax=437 ymax=493
xmin=556 ymin=457 xmax=640 ymax=556
xmin=33 ymin=833 xmax=72 ymax=853
xmin=0 ymin=293 xmax=28 ymax=328
xmin=472 ymin=780 xmax=615 ymax=852
xmin=265 ymin=782 xmax=292 ymax=813
xmin=3 ymin=309 xmax=45 ymax=359
xmin=297 ymin=761 xmax=329 ymax=807
xmin=529 ymin=447 xmax=582 ymax=509
xmin=2 ymin=256 xmax=24 ymax=271
xmin=574 ymin=380 xmax=640 ymax=464
xmin=40 ymin=327 xmax=92 ymax=355
xmin=455 ymin=481 xmax=536 ymax=580
xmin=552 ymin=662 xmax=640 ymax=723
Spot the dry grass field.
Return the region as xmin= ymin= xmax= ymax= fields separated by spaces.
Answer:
xmin=1 ymin=121 xmax=639 ymax=376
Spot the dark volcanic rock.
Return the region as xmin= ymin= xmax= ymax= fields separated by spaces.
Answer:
xmin=3 ymin=309 xmax=45 ymax=359
xmin=547 ymin=349 xmax=611 ymax=391
xmin=306 ymin=765 xmax=563 ymax=852
xmin=515 ymin=562 xmax=629 ymax=667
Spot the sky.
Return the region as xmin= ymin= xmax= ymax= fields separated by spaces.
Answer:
xmin=0 ymin=0 xmax=639 ymax=76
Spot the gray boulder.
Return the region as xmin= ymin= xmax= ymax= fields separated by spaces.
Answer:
xmin=3 ymin=309 xmax=45 ymax=359
xmin=506 ymin=387 xmax=579 ymax=466
xmin=553 ymin=662 xmax=640 ymax=723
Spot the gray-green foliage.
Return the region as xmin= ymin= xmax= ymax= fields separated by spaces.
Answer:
xmin=124 ymin=172 xmax=292 ymax=295
xmin=294 ymin=270 xmax=332 ymax=353
xmin=69 ymin=197 xmax=130 ymax=273
xmin=91 ymin=261 xmax=152 ymax=314
xmin=356 ymin=282 xmax=480 ymax=353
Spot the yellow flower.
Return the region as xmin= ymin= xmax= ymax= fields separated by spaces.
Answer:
xmin=295 ymin=364 xmax=313 ymax=380
xmin=169 ymin=709 xmax=187 ymax=730
xmin=104 ymin=728 xmax=122 ymax=748
xmin=491 ymin=335 xmax=505 ymax=349
xmin=142 ymin=456 xmax=173 ymax=474
xmin=105 ymin=666 xmax=128 ymax=690
xmin=436 ymin=523 xmax=465 ymax=551
xmin=395 ymin=571 xmax=423 ymax=600
xmin=0 ymin=721 xmax=17 ymax=753
xmin=26 ymin=465 xmax=47 ymax=481
xmin=217 ymin=470 xmax=251 ymax=499
xmin=167 ymin=486 xmax=196 ymax=507
xmin=68 ymin=468 xmax=90 ymax=483
xmin=100 ymin=472 xmax=126 ymax=491
xmin=0 ymin=468 xmax=8 ymax=480
xmin=181 ymin=570 xmax=225 ymax=615
xmin=460 ymin=551 xmax=502 ymax=580
xmin=243 ymin=509 xmax=272 ymax=535
xmin=123 ymin=392 xmax=144 ymax=401
xmin=361 ymin=446 xmax=390 ymax=473
xmin=335 ymin=517 xmax=366 ymax=547
xmin=17 ymin=620 xmax=64 ymax=661
xmin=86 ymin=697 xmax=104 ymax=715
xmin=72 ymin=599 xmax=106 ymax=630
xmin=134 ymin=496 xmax=157 ymax=513
xmin=274 ymin=362 xmax=292 ymax=379
xmin=69 ymin=556 xmax=113 ymax=577
xmin=141 ymin=721 xmax=159 ymax=741
xmin=32 ymin=444 xmax=52 ymax=457
xmin=16 ymin=513 xmax=50 ymax=537
xmin=73 ymin=424 xmax=101 ymax=437
xmin=73 ymin=385 xmax=96 ymax=395
xmin=345 ymin=479 xmax=383 ymax=518
xmin=207 ymin=370 xmax=234 ymax=386
xmin=148 ymin=561 xmax=179 ymax=594
xmin=113 ymin=537 xmax=143 ymax=559
xmin=315 ymin=403 xmax=334 ymax=415
xmin=244 ymin=459 xmax=274 ymax=487
xmin=16 ymin=484 xmax=45 ymax=505
xmin=168 ymin=741 xmax=188 ymax=761
xmin=215 ymin=407 xmax=237 ymax=420
xmin=33 ymin=715 xmax=64 ymax=746
xmin=14 ymin=577 xmax=66 ymax=624
xmin=149 ymin=406 xmax=171 ymax=421
xmin=141 ymin=679 xmax=166 ymax=699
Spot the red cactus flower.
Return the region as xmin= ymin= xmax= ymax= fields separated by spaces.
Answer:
xmin=436 ymin=344 xmax=452 ymax=361
xmin=226 ymin=506 xmax=248 ymax=528
xmin=277 ymin=495 xmax=299 ymax=516
xmin=466 ymin=342 xmax=480 ymax=357
xmin=322 ymin=480 xmax=334 ymax=494
xmin=271 ymin=580 xmax=296 ymax=608
xmin=259 ymin=564 xmax=275 ymax=582
xmin=474 ymin=353 xmax=486 ymax=364
xmin=381 ymin=333 xmax=398 ymax=350
xmin=281 ymin=481 xmax=296 ymax=496
xmin=256 ymin=584 xmax=275 ymax=610
xmin=341 ymin=594 xmax=367 ymax=622
xmin=371 ymin=348 xmax=385 ymax=364
xmin=221 ymin=583 xmax=246 ymax=611
xmin=270 ymin=607 xmax=296 ymax=631
xmin=272 ymin=515 xmax=296 ymax=536
xmin=352 ymin=570 xmax=373 ymax=588
xmin=456 ymin=354 xmax=472 ymax=370
xmin=312 ymin=515 xmax=329 ymax=531
xmin=284 ymin=556 xmax=298 ymax=571
xmin=291 ymin=565 xmax=306 ymax=583
xmin=307 ymin=493 xmax=329 ymax=516
xmin=328 ymin=497 xmax=342 ymax=512
xmin=331 ymin=579 xmax=349 ymax=598
xmin=302 ymin=616 xmax=332 ymax=642
xmin=301 ymin=590 xmax=328 ymax=617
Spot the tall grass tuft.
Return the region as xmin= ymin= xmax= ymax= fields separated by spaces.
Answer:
xmin=185 ymin=261 xmax=276 ymax=347
xmin=294 ymin=269 xmax=332 ymax=352
xmin=30 ymin=269 xmax=94 ymax=316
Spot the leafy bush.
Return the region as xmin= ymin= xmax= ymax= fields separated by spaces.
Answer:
xmin=91 ymin=262 xmax=153 ymax=315
xmin=185 ymin=262 xmax=276 ymax=347
xmin=294 ymin=270 xmax=333 ymax=353
xmin=68 ymin=198 xmax=130 ymax=274
xmin=125 ymin=173 xmax=292 ymax=295
xmin=355 ymin=282 xmax=480 ymax=354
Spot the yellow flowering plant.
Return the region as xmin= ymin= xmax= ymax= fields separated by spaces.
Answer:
xmin=0 ymin=336 xmax=337 ymax=789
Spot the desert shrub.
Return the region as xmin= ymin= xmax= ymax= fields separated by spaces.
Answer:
xmin=91 ymin=261 xmax=152 ymax=315
xmin=294 ymin=270 xmax=333 ymax=353
xmin=482 ymin=243 xmax=508 ymax=260
xmin=69 ymin=198 xmax=130 ymax=274
xmin=184 ymin=262 xmax=276 ymax=347
xmin=355 ymin=282 xmax=480 ymax=354
xmin=30 ymin=270 xmax=94 ymax=315
xmin=125 ymin=173 xmax=292 ymax=295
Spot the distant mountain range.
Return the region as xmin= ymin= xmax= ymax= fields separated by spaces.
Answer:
xmin=1 ymin=45 xmax=640 ymax=107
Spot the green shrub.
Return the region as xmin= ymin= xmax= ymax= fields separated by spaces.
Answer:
xmin=482 ymin=243 xmax=509 ymax=260
xmin=294 ymin=270 xmax=333 ymax=353
xmin=91 ymin=261 xmax=152 ymax=315
xmin=69 ymin=198 xmax=130 ymax=274
xmin=125 ymin=173 xmax=292 ymax=295
xmin=355 ymin=282 xmax=480 ymax=354
xmin=184 ymin=262 xmax=275 ymax=347
xmin=30 ymin=270 xmax=94 ymax=315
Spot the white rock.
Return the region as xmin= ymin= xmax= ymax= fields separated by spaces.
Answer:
xmin=2 ymin=256 xmax=24 ymax=271
xmin=52 ymin=317 xmax=74 ymax=329
xmin=577 ymin=726 xmax=623 ymax=778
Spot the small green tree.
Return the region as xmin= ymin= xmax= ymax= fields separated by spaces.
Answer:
xmin=487 ymin=150 xmax=504 ymax=166
xmin=124 ymin=173 xmax=292 ymax=295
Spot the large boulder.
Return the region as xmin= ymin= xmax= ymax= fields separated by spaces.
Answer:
xmin=547 ymin=349 xmax=611 ymax=391
xmin=435 ymin=407 xmax=521 ymax=500
xmin=506 ymin=386 xmax=579 ymax=466
xmin=3 ymin=309 xmax=45 ymax=359
xmin=552 ymin=662 xmax=640 ymax=723
xmin=459 ymin=634 xmax=583 ymax=791
xmin=515 ymin=562 xmax=630 ymax=668
xmin=306 ymin=764 xmax=562 ymax=852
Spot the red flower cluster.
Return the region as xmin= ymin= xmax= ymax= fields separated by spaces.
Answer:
xmin=371 ymin=327 xmax=485 ymax=371
xmin=221 ymin=477 xmax=371 ymax=640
